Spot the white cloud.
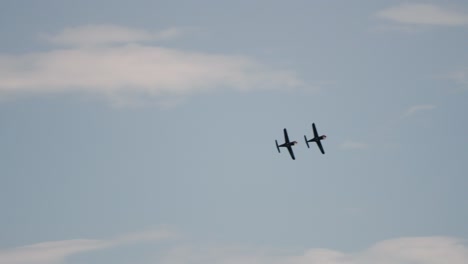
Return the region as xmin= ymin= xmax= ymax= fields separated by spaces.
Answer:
xmin=341 ymin=140 xmax=369 ymax=150
xmin=404 ymin=104 xmax=436 ymax=117
xmin=361 ymin=237 xmax=468 ymax=264
xmin=2 ymin=234 xmax=467 ymax=264
xmin=44 ymin=25 xmax=183 ymax=47
xmin=0 ymin=25 xmax=304 ymax=104
xmin=376 ymin=4 xmax=468 ymax=26
xmin=0 ymin=228 xmax=176 ymax=264
xmin=159 ymin=237 xmax=468 ymax=264
xmin=0 ymin=239 xmax=108 ymax=264
xmin=444 ymin=69 xmax=468 ymax=86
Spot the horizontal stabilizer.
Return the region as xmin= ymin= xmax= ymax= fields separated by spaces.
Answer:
xmin=304 ymin=135 xmax=310 ymax=148
xmin=275 ymin=140 xmax=281 ymax=153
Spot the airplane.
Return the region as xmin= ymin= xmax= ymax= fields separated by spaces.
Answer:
xmin=275 ymin=128 xmax=298 ymax=160
xmin=304 ymin=123 xmax=326 ymax=154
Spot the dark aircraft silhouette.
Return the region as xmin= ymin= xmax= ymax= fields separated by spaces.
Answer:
xmin=304 ymin=123 xmax=326 ymax=154
xmin=275 ymin=128 xmax=298 ymax=160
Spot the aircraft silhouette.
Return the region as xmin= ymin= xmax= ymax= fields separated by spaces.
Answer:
xmin=275 ymin=128 xmax=298 ymax=160
xmin=304 ymin=123 xmax=326 ymax=154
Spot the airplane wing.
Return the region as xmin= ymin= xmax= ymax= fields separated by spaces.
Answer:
xmin=316 ymin=140 xmax=325 ymax=154
xmin=287 ymin=145 xmax=296 ymax=160
xmin=312 ymin=123 xmax=319 ymax=138
xmin=283 ymin=128 xmax=290 ymax=143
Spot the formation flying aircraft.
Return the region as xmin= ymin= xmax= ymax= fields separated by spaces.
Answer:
xmin=275 ymin=128 xmax=298 ymax=160
xmin=275 ymin=123 xmax=326 ymax=160
xmin=304 ymin=123 xmax=326 ymax=154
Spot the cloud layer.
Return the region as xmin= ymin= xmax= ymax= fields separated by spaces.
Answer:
xmin=377 ymin=4 xmax=468 ymax=26
xmin=0 ymin=25 xmax=303 ymax=104
xmin=160 ymin=237 xmax=468 ymax=264
xmin=0 ymin=228 xmax=176 ymax=264
xmin=3 ymin=234 xmax=467 ymax=264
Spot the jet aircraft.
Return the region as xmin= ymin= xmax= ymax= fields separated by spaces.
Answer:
xmin=275 ymin=128 xmax=298 ymax=160
xmin=304 ymin=123 xmax=326 ymax=154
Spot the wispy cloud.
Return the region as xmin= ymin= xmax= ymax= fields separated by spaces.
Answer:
xmin=2 ymin=234 xmax=467 ymax=264
xmin=404 ymin=104 xmax=436 ymax=117
xmin=444 ymin=68 xmax=468 ymax=87
xmin=44 ymin=25 xmax=183 ymax=47
xmin=0 ymin=25 xmax=304 ymax=105
xmin=341 ymin=140 xmax=369 ymax=150
xmin=0 ymin=228 xmax=176 ymax=264
xmin=376 ymin=3 xmax=468 ymax=26
xmin=159 ymin=237 xmax=468 ymax=264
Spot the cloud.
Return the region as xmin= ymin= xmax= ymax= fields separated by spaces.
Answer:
xmin=404 ymin=104 xmax=436 ymax=117
xmin=2 ymin=234 xmax=467 ymax=264
xmin=341 ymin=140 xmax=369 ymax=150
xmin=0 ymin=228 xmax=176 ymax=264
xmin=376 ymin=4 xmax=468 ymax=26
xmin=361 ymin=237 xmax=468 ymax=264
xmin=0 ymin=239 xmax=109 ymax=264
xmin=0 ymin=25 xmax=304 ymax=105
xmin=444 ymin=69 xmax=468 ymax=87
xmin=159 ymin=237 xmax=468 ymax=264
xmin=44 ymin=25 xmax=183 ymax=47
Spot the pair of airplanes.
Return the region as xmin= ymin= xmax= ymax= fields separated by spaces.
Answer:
xmin=275 ymin=123 xmax=326 ymax=160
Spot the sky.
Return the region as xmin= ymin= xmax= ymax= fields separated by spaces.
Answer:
xmin=1 ymin=0 xmax=468 ymax=263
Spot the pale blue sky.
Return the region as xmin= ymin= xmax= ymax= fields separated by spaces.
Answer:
xmin=1 ymin=1 xmax=468 ymax=263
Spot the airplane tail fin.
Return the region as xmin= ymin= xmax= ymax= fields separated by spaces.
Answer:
xmin=304 ymin=135 xmax=310 ymax=148
xmin=275 ymin=140 xmax=281 ymax=153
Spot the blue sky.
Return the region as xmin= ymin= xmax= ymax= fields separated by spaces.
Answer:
xmin=1 ymin=1 xmax=468 ymax=263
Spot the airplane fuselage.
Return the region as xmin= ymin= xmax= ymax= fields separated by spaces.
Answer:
xmin=308 ymin=135 xmax=325 ymax=142
xmin=280 ymin=141 xmax=297 ymax=148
